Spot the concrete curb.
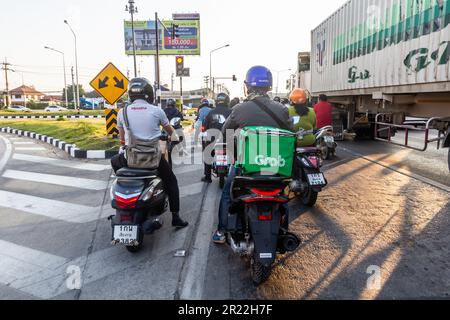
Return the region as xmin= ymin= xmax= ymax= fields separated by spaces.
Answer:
xmin=0 ymin=127 xmax=118 ymax=160
xmin=0 ymin=115 xmax=105 ymax=119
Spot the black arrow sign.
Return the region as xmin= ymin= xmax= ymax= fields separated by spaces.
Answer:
xmin=98 ymin=76 xmax=109 ymax=89
xmin=113 ymin=77 xmax=125 ymax=89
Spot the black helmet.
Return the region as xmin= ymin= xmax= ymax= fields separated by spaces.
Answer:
xmin=273 ymin=96 xmax=281 ymax=103
xmin=128 ymin=78 xmax=154 ymax=104
xmin=167 ymin=98 xmax=176 ymax=107
xmin=215 ymin=93 xmax=230 ymax=107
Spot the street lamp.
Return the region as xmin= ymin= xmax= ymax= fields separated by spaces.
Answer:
xmin=44 ymin=46 xmax=68 ymax=108
xmin=125 ymin=0 xmax=138 ymax=78
xmin=274 ymin=68 xmax=292 ymax=97
xmin=64 ymin=20 xmax=79 ymax=110
xmin=210 ymin=44 xmax=230 ymax=94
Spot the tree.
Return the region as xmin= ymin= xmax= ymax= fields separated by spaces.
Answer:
xmin=62 ymin=85 xmax=86 ymax=103
xmin=85 ymin=90 xmax=101 ymax=98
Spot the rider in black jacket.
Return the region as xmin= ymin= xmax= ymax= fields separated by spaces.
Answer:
xmin=201 ymin=93 xmax=232 ymax=183
xmin=164 ymin=98 xmax=184 ymax=121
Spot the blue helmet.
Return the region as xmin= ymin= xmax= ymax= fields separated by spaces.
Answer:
xmin=245 ymin=66 xmax=273 ymax=88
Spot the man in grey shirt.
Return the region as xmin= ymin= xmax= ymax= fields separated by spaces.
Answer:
xmin=111 ymin=78 xmax=188 ymax=229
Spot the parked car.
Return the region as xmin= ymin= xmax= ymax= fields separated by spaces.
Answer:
xmin=7 ymin=105 xmax=32 ymax=113
xmin=44 ymin=105 xmax=68 ymax=112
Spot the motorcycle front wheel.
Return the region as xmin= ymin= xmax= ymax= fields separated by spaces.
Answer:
xmin=318 ymin=140 xmax=330 ymax=160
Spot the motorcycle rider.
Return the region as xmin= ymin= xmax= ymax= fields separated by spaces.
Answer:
xmin=212 ymin=66 xmax=293 ymax=244
xmin=201 ymin=93 xmax=232 ymax=183
xmin=111 ymin=78 xmax=189 ymax=229
xmin=314 ymin=94 xmax=333 ymax=130
xmin=194 ymin=98 xmax=212 ymax=146
xmin=164 ymin=98 xmax=184 ymax=121
xmin=288 ymin=88 xmax=317 ymax=147
xmin=288 ymin=88 xmax=317 ymax=192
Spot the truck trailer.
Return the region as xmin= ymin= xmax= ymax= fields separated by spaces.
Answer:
xmin=303 ymin=0 xmax=450 ymax=169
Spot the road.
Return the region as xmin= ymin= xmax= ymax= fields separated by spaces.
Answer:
xmin=0 ymin=131 xmax=449 ymax=300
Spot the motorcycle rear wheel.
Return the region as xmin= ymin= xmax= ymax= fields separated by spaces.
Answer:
xmin=126 ymin=231 xmax=144 ymax=253
xmin=301 ymin=187 xmax=318 ymax=207
xmin=319 ymin=141 xmax=330 ymax=160
xmin=250 ymin=255 xmax=272 ymax=286
xmin=219 ymin=176 xmax=225 ymax=189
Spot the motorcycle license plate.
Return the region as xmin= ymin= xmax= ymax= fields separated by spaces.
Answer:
xmin=307 ymin=173 xmax=326 ymax=186
xmin=215 ymin=155 xmax=228 ymax=166
xmin=324 ymin=136 xmax=334 ymax=143
xmin=113 ymin=225 xmax=138 ymax=245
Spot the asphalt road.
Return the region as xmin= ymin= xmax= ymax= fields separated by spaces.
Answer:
xmin=0 ymin=131 xmax=449 ymax=300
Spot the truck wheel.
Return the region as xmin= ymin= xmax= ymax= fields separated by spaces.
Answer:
xmin=302 ymin=187 xmax=318 ymax=207
xmin=250 ymin=255 xmax=272 ymax=286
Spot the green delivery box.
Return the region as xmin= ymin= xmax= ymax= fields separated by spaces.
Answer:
xmin=236 ymin=126 xmax=296 ymax=177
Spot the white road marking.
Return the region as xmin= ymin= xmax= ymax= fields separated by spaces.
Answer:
xmin=13 ymin=142 xmax=35 ymax=145
xmin=13 ymin=154 xmax=111 ymax=172
xmin=180 ymin=184 xmax=219 ymax=300
xmin=179 ymin=182 xmax=204 ymax=198
xmin=0 ymin=190 xmax=100 ymax=223
xmin=14 ymin=147 xmax=47 ymax=151
xmin=2 ymin=170 xmax=109 ymax=191
xmin=0 ymin=136 xmax=13 ymax=173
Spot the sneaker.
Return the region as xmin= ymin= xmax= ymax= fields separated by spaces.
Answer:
xmin=212 ymin=231 xmax=226 ymax=244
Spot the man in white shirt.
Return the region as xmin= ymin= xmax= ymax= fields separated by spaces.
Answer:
xmin=111 ymin=78 xmax=188 ymax=229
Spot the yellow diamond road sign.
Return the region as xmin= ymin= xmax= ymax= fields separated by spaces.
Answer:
xmin=90 ymin=63 xmax=129 ymax=105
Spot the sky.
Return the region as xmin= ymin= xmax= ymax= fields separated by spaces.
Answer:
xmin=0 ymin=0 xmax=347 ymax=98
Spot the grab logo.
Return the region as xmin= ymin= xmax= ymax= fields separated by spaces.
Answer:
xmin=255 ymin=155 xmax=286 ymax=167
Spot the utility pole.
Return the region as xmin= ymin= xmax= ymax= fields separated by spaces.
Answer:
xmin=180 ymin=76 xmax=183 ymax=101
xmin=2 ymin=59 xmax=13 ymax=107
xmin=155 ymin=12 xmax=161 ymax=106
xmin=171 ymin=73 xmax=174 ymax=92
xmin=125 ymin=0 xmax=138 ymax=77
xmin=71 ymin=66 xmax=76 ymax=108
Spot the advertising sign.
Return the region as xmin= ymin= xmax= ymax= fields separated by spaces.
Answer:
xmin=124 ymin=19 xmax=201 ymax=56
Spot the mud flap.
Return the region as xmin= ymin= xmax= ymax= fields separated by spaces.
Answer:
xmin=247 ymin=204 xmax=281 ymax=267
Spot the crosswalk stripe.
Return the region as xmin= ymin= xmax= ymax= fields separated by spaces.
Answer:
xmin=13 ymin=154 xmax=111 ymax=172
xmin=0 ymin=190 xmax=100 ymax=223
xmin=14 ymin=147 xmax=46 ymax=151
xmin=2 ymin=170 xmax=109 ymax=191
xmin=13 ymin=142 xmax=35 ymax=145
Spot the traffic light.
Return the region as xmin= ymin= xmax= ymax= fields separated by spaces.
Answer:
xmin=232 ymin=75 xmax=237 ymax=81
xmin=176 ymin=56 xmax=184 ymax=77
xmin=171 ymin=24 xmax=180 ymax=40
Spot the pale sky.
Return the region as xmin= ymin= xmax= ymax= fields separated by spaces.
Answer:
xmin=0 ymin=0 xmax=347 ymax=97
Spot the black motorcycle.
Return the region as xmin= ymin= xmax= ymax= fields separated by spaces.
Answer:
xmin=227 ymin=174 xmax=301 ymax=285
xmin=212 ymin=143 xmax=230 ymax=189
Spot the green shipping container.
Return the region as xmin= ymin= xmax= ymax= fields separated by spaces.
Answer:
xmin=236 ymin=126 xmax=296 ymax=178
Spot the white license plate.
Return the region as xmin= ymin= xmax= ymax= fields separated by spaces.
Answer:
xmin=113 ymin=225 xmax=138 ymax=245
xmin=324 ymin=136 xmax=334 ymax=143
xmin=307 ymin=173 xmax=326 ymax=186
xmin=215 ymin=155 xmax=228 ymax=165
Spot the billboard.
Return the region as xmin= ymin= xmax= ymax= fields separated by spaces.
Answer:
xmin=124 ymin=19 xmax=201 ymax=56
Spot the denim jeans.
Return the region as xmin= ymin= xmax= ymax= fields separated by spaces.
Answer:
xmin=217 ymin=166 xmax=290 ymax=232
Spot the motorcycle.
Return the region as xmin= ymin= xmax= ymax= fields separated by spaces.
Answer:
xmin=109 ymin=167 xmax=167 ymax=253
xmin=160 ymin=117 xmax=183 ymax=169
xmin=227 ymin=174 xmax=301 ymax=285
xmin=212 ymin=143 xmax=229 ymax=189
xmin=109 ymin=132 xmax=182 ymax=253
xmin=292 ymin=129 xmax=328 ymax=207
xmin=315 ymin=125 xmax=337 ymax=160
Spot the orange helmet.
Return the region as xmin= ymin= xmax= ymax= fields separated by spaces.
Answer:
xmin=289 ymin=88 xmax=308 ymax=105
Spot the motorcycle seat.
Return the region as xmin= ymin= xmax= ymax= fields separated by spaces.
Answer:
xmin=297 ymin=147 xmax=319 ymax=153
xmin=116 ymin=168 xmax=158 ymax=178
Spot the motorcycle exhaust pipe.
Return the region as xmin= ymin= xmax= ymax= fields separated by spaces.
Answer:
xmin=229 ymin=235 xmax=254 ymax=256
xmin=280 ymin=233 xmax=301 ymax=252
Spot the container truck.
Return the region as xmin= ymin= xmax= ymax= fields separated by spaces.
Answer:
xmin=301 ymin=0 xmax=450 ymax=169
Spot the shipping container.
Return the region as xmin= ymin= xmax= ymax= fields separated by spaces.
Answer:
xmin=307 ymin=0 xmax=450 ymax=169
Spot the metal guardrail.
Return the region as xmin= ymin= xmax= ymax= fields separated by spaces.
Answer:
xmin=374 ymin=114 xmax=446 ymax=152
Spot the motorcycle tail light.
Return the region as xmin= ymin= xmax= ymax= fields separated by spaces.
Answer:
xmin=258 ymin=213 xmax=273 ymax=221
xmin=115 ymin=194 xmax=140 ymax=209
xmin=308 ymin=156 xmax=320 ymax=168
xmin=251 ymin=188 xmax=282 ymax=197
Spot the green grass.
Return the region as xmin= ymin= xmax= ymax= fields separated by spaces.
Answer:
xmin=0 ymin=110 xmax=105 ymax=117
xmin=0 ymin=120 xmax=120 ymax=151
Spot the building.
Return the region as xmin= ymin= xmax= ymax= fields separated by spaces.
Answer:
xmin=9 ymin=85 xmax=45 ymax=105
